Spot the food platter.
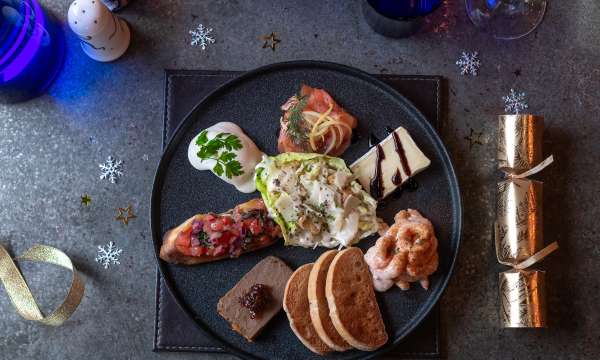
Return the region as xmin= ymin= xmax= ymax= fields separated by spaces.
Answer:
xmin=151 ymin=61 xmax=461 ymax=360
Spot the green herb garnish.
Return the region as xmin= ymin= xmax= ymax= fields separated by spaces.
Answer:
xmin=196 ymin=131 xmax=244 ymax=179
xmin=286 ymin=94 xmax=309 ymax=144
xmin=197 ymin=231 xmax=212 ymax=248
xmin=316 ymin=202 xmax=335 ymax=224
xmin=242 ymin=232 xmax=253 ymax=249
xmin=316 ymin=202 xmax=328 ymax=216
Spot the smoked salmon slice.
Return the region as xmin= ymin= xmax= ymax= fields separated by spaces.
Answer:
xmin=278 ymin=85 xmax=357 ymax=157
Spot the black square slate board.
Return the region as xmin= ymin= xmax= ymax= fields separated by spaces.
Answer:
xmin=154 ymin=69 xmax=446 ymax=358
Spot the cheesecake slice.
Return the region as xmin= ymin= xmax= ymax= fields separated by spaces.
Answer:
xmin=350 ymin=127 xmax=430 ymax=200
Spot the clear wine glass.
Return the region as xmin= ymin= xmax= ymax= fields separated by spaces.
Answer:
xmin=465 ymin=0 xmax=547 ymax=40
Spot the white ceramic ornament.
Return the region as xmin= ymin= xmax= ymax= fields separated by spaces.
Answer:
xmin=67 ymin=0 xmax=131 ymax=62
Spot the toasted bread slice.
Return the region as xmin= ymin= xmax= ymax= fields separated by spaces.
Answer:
xmin=326 ymin=247 xmax=388 ymax=351
xmin=308 ymin=250 xmax=352 ymax=351
xmin=159 ymin=216 xmax=277 ymax=265
xmin=159 ymin=199 xmax=279 ymax=265
xmin=283 ymin=264 xmax=332 ymax=355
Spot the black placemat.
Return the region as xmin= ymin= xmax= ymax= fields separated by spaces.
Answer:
xmin=154 ymin=70 xmax=446 ymax=358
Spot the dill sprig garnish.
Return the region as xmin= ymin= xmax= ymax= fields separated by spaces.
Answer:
xmin=286 ymin=94 xmax=309 ymax=144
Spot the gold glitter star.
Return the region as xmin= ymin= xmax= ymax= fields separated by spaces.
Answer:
xmin=115 ymin=204 xmax=136 ymax=226
xmin=260 ymin=32 xmax=281 ymax=52
xmin=464 ymin=128 xmax=484 ymax=150
xmin=81 ymin=194 xmax=92 ymax=206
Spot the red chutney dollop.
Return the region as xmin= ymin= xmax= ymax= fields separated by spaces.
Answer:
xmin=239 ymin=284 xmax=271 ymax=319
xmin=175 ymin=203 xmax=280 ymax=258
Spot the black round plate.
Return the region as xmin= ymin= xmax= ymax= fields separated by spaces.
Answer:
xmin=151 ymin=61 xmax=461 ymax=360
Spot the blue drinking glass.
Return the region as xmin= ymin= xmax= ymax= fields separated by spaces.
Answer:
xmin=0 ymin=0 xmax=65 ymax=103
xmin=362 ymin=0 xmax=444 ymax=38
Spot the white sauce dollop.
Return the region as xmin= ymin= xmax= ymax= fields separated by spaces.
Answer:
xmin=188 ymin=122 xmax=263 ymax=193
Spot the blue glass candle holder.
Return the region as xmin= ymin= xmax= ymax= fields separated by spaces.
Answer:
xmin=362 ymin=0 xmax=443 ymax=38
xmin=0 ymin=0 xmax=65 ymax=103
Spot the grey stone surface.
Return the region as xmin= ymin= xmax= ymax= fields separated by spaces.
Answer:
xmin=0 ymin=0 xmax=599 ymax=359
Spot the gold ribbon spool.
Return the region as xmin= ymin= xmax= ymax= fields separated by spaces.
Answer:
xmin=498 ymin=114 xmax=544 ymax=174
xmin=0 ymin=244 xmax=85 ymax=326
xmin=499 ymin=269 xmax=546 ymax=328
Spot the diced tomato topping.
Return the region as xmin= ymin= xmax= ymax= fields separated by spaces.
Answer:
xmin=249 ymin=219 xmax=261 ymax=235
xmin=181 ymin=205 xmax=277 ymax=259
xmin=176 ymin=245 xmax=192 ymax=256
xmin=259 ymin=234 xmax=270 ymax=244
xmin=216 ymin=232 xmax=235 ymax=246
xmin=206 ymin=214 xmax=216 ymax=221
xmin=210 ymin=221 xmax=224 ymax=231
xmin=213 ymin=245 xmax=226 ymax=256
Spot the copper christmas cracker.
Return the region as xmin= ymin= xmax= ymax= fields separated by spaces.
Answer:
xmin=495 ymin=114 xmax=557 ymax=328
xmin=499 ymin=269 xmax=546 ymax=328
xmin=495 ymin=179 xmax=543 ymax=266
xmin=497 ymin=115 xmax=544 ymax=174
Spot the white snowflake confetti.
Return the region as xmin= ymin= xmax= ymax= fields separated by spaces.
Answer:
xmin=142 ymin=154 xmax=149 ymax=161
xmin=502 ymin=88 xmax=529 ymax=114
xmin=95 ymin=242 xmax=123 ymax=269
xmin=99 ymin=156 xmax=124 ymax=184
xmin=456 ymin=51 xmax=481 ymax=76
xmin=189 ymin=23 xmax=215 ymax=50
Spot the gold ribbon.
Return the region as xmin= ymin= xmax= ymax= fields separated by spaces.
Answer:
xmin=507 ymin=155 xmax=554 ymax=179
xmin=0 ymin=244 xmax=85 ymax=326
xmin=498 ymin=241 xmax=559 ymax=270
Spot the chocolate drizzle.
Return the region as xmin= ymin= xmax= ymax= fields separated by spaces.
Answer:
xmin=369 ymin=144 xmax=385 ymax=200
xmin=386 ymin=179 xmax=419 ymax=201
xmin=392 ymin=168 xmax=402 ymax=185
xmin=368 ymin=127 xmax=417 ymax=200
xmin=391 ymin=130 xmax=412 ymax=178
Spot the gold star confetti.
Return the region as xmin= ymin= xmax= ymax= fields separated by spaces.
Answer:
xmin=260 ymin=32 xmax=281 ymax=52
xmin=115 ymin=204 xmax=136 ymax=225
xmin=464 ymin=128 xmax=484 ymax=149
xmin=81 ymin=194 xmax=92 ymax=206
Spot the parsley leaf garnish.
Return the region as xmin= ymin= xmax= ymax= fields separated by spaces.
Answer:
xmin=196 ymin=130 xmax=244 ymax=179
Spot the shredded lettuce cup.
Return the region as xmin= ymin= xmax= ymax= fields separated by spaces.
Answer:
xmin=255 ymin=152 xmax=378 ymax=248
